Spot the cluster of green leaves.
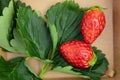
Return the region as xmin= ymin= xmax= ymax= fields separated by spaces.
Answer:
xmin=0 ymin=0 xmax=26 ymax=54
xmin=0 ymin=57 xmax=41 ymax=80
xmin=0 ymin=0 xmax=109 ymax=80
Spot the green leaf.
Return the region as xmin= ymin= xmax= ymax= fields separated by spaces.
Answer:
xmin=47 ymin=23 xmax=58 ymax=59
xmin=0 ymin=56 xmax=41 ymax=80
xmin=10 ymin=27 xmax=27 ymax=54
xmin=15 ymin=0 xmax=31 ymax=10
xmin=0 ymin=0 xmax=10 ymax=15
xmin=9 ymin=0 xmax=30 ymax=54
xmin=53 ymin=66 xmax=90 ymax=79
xmin=46 ymin=0 xmax=84 ymax=60
xmin=0 ymin=0 xmax=15 ymax=52
xmin=17 ymin=7 xmax=52 ymax=59
xmin=53 ymin=66 xmax=80 ymax=75
xmin=52 ymin=47 xmax=109 ymax=79
xmin=46 ymin=0 xmax=84 ymax=45
xmin=0 ymin=0 xmax=26 ymax=54
xmin=91 ymin=77 xmax=100 ymax=80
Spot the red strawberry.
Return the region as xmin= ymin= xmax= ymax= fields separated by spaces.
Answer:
xmin=59 ymin=40 xmax=96 ymax=68
xmin=81 ymin=7 xmax=106 ymax=44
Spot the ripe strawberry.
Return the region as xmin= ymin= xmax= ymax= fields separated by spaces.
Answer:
xmin=59 ymin=40 xmax=96 ymax=68
xmin=81 ymin=7 xmax=106 ymax=44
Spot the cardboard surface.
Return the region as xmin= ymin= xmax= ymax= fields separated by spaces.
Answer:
xmin=0 ymin=0 xmax=115 ymax=80
xmin=114 ymin=0 xmax=120 ymax=80
xmin=20 ymin=0 xmax=114 ymax=79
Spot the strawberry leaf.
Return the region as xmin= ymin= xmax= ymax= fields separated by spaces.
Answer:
xmin=10 ymin=28 xmax=27 ymax=54
xmin=52 ymin=47 xmax=108 ymax=79
xmin=0 ymin=56 xmax=41 ymax=80
xmin=15 ymin=0 xmax=31 ymax=10
xmin=0 ymin=0 xmax=15 ymax=52
xmin=0 ymin=0 xmax=10 ymax=15
xmin=53 ymin=66 xmax=80 ymax=75
xmin=46 ymin=0 xmax=84 ymax=59
xmin=53 ymin=66 xmax=90 ymax=79
xmin=0 ymin=0 xmax=27 ymax=54
xmin=17 ymin=7 xmax=52 ymax=59
xmin=8 ymin=0 xmax=31 ymax=54
xmin=46 ymin=1 xmax=84 ymax=44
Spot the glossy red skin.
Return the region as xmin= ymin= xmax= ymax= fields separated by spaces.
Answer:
xmin=59 ymin=40 xmax=93 ymax=68
xmin=81 ymin=8 xmax=106 ymax=44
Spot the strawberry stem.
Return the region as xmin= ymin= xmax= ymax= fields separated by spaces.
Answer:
xmin=39 ymin=60 xmax=52 ymax=78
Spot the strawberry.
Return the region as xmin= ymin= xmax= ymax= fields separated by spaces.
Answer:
xmin=59 ymin=40 xmax=96 ymax=68
xmin=81 ymin=7 xmax=106 ymax=44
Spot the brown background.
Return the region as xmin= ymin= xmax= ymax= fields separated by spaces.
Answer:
xmin=114 ymin=0 xmax=120 ymax=80
xmin=1 ymin=0 xmax=119 ymax=80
